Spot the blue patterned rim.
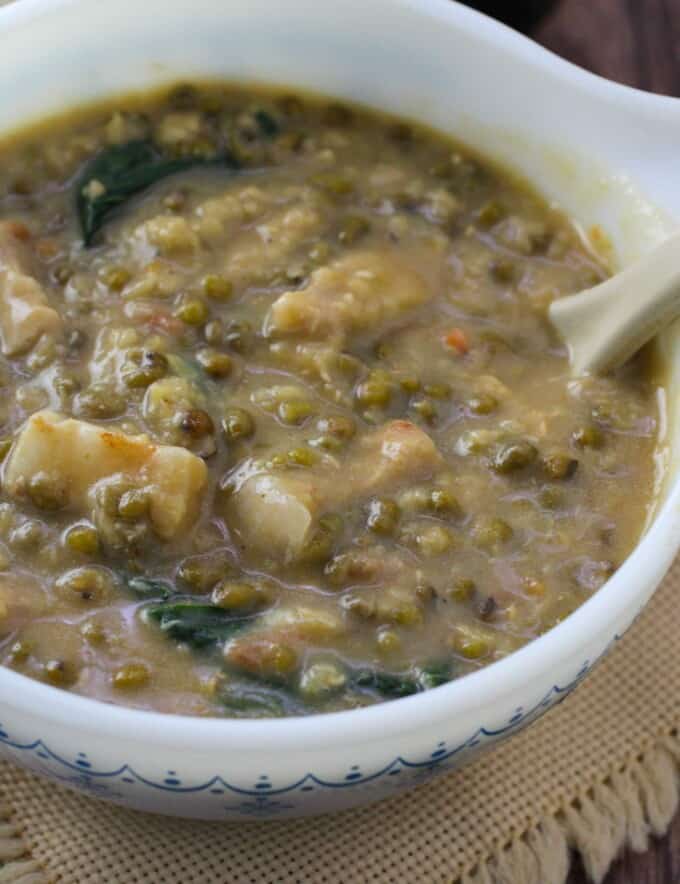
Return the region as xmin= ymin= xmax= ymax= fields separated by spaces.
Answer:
xmin=0 ymin=654 xmax=599 ymax=803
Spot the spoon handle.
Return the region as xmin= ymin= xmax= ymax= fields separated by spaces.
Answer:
xmin=549 ymin=229 xmax=680 ymax=375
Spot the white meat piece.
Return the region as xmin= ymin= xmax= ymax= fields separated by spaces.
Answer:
xmin=0 ymin=222 xmax=61 ymax=356
xmin=224 ymin=604 xmax=346 ymax=673
xmin=3 ymin=410 xmax=206 ymax=540
xmin=228 ymin=465 xmax=329 ymax=563
xmin=223 ymin=202 xmax=322 ymax=286
xmin=266 ymin=250 xmax=430 ymax=340
xmin=132 ymin=215 xmax=199 ymax=259
xmin=346 ymin=420 xmax=444 ymax=494
xmin=227 ymin=421 xmax=442 ymax=561
xmin=192 ymin=185 xmax=272 ymax=246
xmin=88 ymin=327 xmax=140 ymax=388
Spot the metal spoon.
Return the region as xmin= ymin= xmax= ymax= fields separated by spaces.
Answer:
xmin=549 ymin=229 xmax=680 ymax=375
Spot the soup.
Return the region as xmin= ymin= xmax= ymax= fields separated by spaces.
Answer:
xmin=0 ymin=84 xmax=658 ymax=717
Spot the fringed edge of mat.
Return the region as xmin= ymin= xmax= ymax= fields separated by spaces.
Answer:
xmin=0 ymin=728 xmax=677 ymax=884
xmin=0 ymin=802 xmax=49 ymax=884
xmin=459 ymin=727 xmax=680 ymax=884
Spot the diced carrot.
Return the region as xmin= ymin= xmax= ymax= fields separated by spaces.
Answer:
xmin=6 ymin=221 xmax=31 ymax=242
xmin=443 ymin=327 xmax=469 ymax=354
xmin=36 ymin=238 xmax=59 ymax=260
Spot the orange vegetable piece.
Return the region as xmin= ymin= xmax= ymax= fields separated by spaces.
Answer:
xmin=6 ymin=221 xmax=31 ymax=242
xmin=36 ymin=238 xmax=58 ymax=260
xmin=444 ymin=327 xmax=469 ymax=354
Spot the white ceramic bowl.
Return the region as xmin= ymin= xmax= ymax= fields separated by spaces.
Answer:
xmin=1 ymin=0 xmax=680 ymax=821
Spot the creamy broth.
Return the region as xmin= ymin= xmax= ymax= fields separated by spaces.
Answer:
xmin=0 ymin=84 xmax=657 ymax=716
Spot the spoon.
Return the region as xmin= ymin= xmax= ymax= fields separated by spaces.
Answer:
xmin=548 ymin=229 xmax=680 ymax=375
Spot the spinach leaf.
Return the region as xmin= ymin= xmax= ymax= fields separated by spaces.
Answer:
xmin=76 ymin=140 xmax=239 ymax=245
xmin=352 ymin=661 xmax=454 ymax=700
xmin=353 ymin=668 xmax=420 ymax=699
xmin=253 ymin=109 xmax=279 ymax=137
xmin=126 ymin=576 xmax=174 ymax=600
xmin=212 ymin=658 xmax=455 ymax=715
xmin=417 ymin=661 xmax=453 ymax=690
xmin=144 ymin=601 xmax=250 ymax=650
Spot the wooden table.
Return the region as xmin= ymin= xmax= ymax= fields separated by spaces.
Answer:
xmin=532 ymin=2 xmax=680 ymax=881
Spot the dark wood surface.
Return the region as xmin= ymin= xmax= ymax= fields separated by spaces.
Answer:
xmin=534 ymin=0 xmax=680 ymax=96
xmin=531 ymin=4 xmax=680 ymax=881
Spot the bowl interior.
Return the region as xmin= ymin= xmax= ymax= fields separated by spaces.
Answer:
xmin=3 ymin=0 xmax=680 ymax=243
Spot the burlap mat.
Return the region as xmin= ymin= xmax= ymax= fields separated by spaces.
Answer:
xmin=0 ymin=557 xmax=678 ymax=884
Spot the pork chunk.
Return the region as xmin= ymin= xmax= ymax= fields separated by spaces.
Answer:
xmin=227 ymin=421 xmax=442 ymax=562
xmin=346 ymin=420 xmax=444 ymax=495
xmin=223 ymin=202 xmax=322 ymax=287
xmin=227 ymin=465 xmax=329 ymax=563
xmin=266 ymin=250 xmax=430 ymax=340
xmin=3 ymin=410 xmax=207 ymax=540
xmin=192 ymin=185 xmax=272 ymax=246
xmin=224 ymin=604 xmax=346 ymax=676
xmin=0 ymin=222 xmax=61 ymax=356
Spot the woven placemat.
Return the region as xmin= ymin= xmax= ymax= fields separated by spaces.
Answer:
xmin=0 ymin=557 xmax=679 ymax=884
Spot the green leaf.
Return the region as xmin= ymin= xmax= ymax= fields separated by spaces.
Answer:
xmin=253 ymin=109 xmax=279 ymax=137
xmin=76 ymin=140 xmax=239 ymax=245
xmin=144 ymin=601 xmax=250 ymax=650
xmin=352 ymin=660 xmax=454 ymax=700
xmin=417 ymin=661 xmax=453 ymax=690
xmin=352 ymin=668 xmax=419 ymax=699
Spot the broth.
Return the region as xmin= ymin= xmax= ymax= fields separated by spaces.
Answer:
xmin=0 ymin=84 xmax=658 ymax=717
